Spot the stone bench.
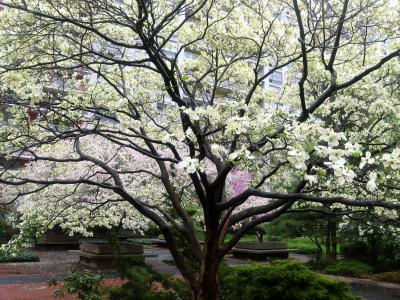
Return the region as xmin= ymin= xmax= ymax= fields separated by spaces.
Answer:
xmin=231 ymin=242 xmax=299 ymax=260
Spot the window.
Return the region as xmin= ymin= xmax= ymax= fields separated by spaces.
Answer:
xmin=185 ymin=50 xmax=198 ymax=61
xmin=156 ymin=97 xmax=177 ymax=111
xmin=257 ymin=65 xmax=265 ymax=87
xmin=185 ymin=7 xmax=200 ymax=22
xmin=269 ymin=65 xmax=282 ymax=86
xmin=163 ymin=49 xmax=176 ymax=60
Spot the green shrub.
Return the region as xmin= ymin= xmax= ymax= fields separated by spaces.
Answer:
xmin=374 ymin=257 xmax=400 ymax=273
xmin=145 ymin=225 xmax=161 ymax=238
xmin=0 ymin=211 xmax=8 ymax=236
xmin=286 ymin=237 xmax=321 ymax=255
xmin=220 ymin=260 xmax=360 ymax=300
xmin=0 ymin=251 xmax=39 ymax=263
xmin=109 ymin=256 xmax=190 ymax=300
xmin=324 ymin=260 xmax=373 ymax=277
xmin=371 ymin=271 xmax=400 ymax=284
xmin=340 ymin=240 xmax=400 ymax=273
xmin=52 ymin=270 xmax=103 ymax=300
xmin=307 ymin=255 xmax=336 ymax=271
xmin=341 ymin=242 xmax=370 ymax=260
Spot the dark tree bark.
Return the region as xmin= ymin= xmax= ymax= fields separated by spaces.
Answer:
xmin=331 ymin=220 xmax=337 ymax=259
xmin=194 ymin=233 xmax=222 ymax=300
xmin=326 ymin=219 xmax=331 ymax=256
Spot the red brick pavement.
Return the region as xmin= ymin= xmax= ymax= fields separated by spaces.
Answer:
xmin=0 ymin=282 xmax=76 ymax=300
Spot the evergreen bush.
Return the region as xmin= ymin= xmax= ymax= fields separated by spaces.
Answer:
xmin=324 ymin=260 xmax=373 ymax=277
xmin=220 ymin=260 xmax=360 ymax=300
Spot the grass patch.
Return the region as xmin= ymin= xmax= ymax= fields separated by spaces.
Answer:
xmin=225 ymin=235 xmax=324 ymax=254
xmin=0 ymin=251 xmax=40 ymax=263
xmin=286 ymin=237 xmax=343 ymax=255
xmin=286 ymin=237 xmax=320 ymax=254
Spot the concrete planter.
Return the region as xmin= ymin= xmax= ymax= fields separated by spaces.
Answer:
xmin=35 ymin=233 xmax=80 ymax=250
xmin=80 ymin=241 xmax=143 ymax=255
xmin=232 ymin=242 xmax=294 ymax=260
xmin=235 ymin=242 xmax=288 ymax=250
xmin=71 ymin=241 xmax=149 ymax=268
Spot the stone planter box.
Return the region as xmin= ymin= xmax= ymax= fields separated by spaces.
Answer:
xmin=232 ymin=242 xmax=297 ymax=260
xmin=236 ymin=242 xmax=288 ymax=250
xmin=35 ymin=234 xmax=80 ymax=250
xmin=75 ymin=251 xmax=147 ymax=269
xmin=43 ymin=234 xmax=80 ymax=243
xmin=35 ymin=226 xmax=139 ymax=251
xmin=71 ymin=241 xmax=153 ymax=268
xmin=80 ymin=241 xmax=143 ymax=254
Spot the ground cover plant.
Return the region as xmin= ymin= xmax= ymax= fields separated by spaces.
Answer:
xmin=51 ymin=270 xmax=103 ymax=300
xmin=0 ymin=250 xmax=39 ymax=263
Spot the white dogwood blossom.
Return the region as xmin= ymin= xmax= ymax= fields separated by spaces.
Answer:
xmin=366 ymin=172 xmax=378 ymax=192
xmin=177 ymin=157 xmax=201 ymax=174
xmin=382 ymin=148 xmax=400 ymax=170
xmin=360 ymin=151 xmax=376 ymax=169
xmin=287 ymin=148 xmax=310 ymax=171
xmin=320 ymin=130 xmax=347 ymax=147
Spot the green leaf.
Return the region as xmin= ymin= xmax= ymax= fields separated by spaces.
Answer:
xmin=182 ymin=74 xmax=190 ymax=82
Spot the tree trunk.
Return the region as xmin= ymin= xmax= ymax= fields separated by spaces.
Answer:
xmin=194 ymin=265 xmax=220 ymax=300
xmin=325 ymin=220 xmax=331 ymax=256
xmin=255 ymin=230 xmax=264 ymax=243
xmin=331 ymin=221 xmax=337 ymax=259
xmin=369 ymin=232 xmax=378 ymax=264
xmin=315 ymin=239 xmax=323 ymax=261
xmin=193 ymin=236 xmax=222 ymax=300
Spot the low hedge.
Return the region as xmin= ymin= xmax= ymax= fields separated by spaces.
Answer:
xmin=220 ymin=260 xmax=360 ymax=300
xmin=324 ymin=260 xmax=373 ymax=277
xmin=371 ymin=271 xmax=400 ymax=284
xmin=0 ymin=251 xmax=40 ymax=263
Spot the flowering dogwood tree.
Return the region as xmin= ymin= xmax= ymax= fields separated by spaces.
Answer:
xmin=0 ymin=0 xmax=400 ymax=298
